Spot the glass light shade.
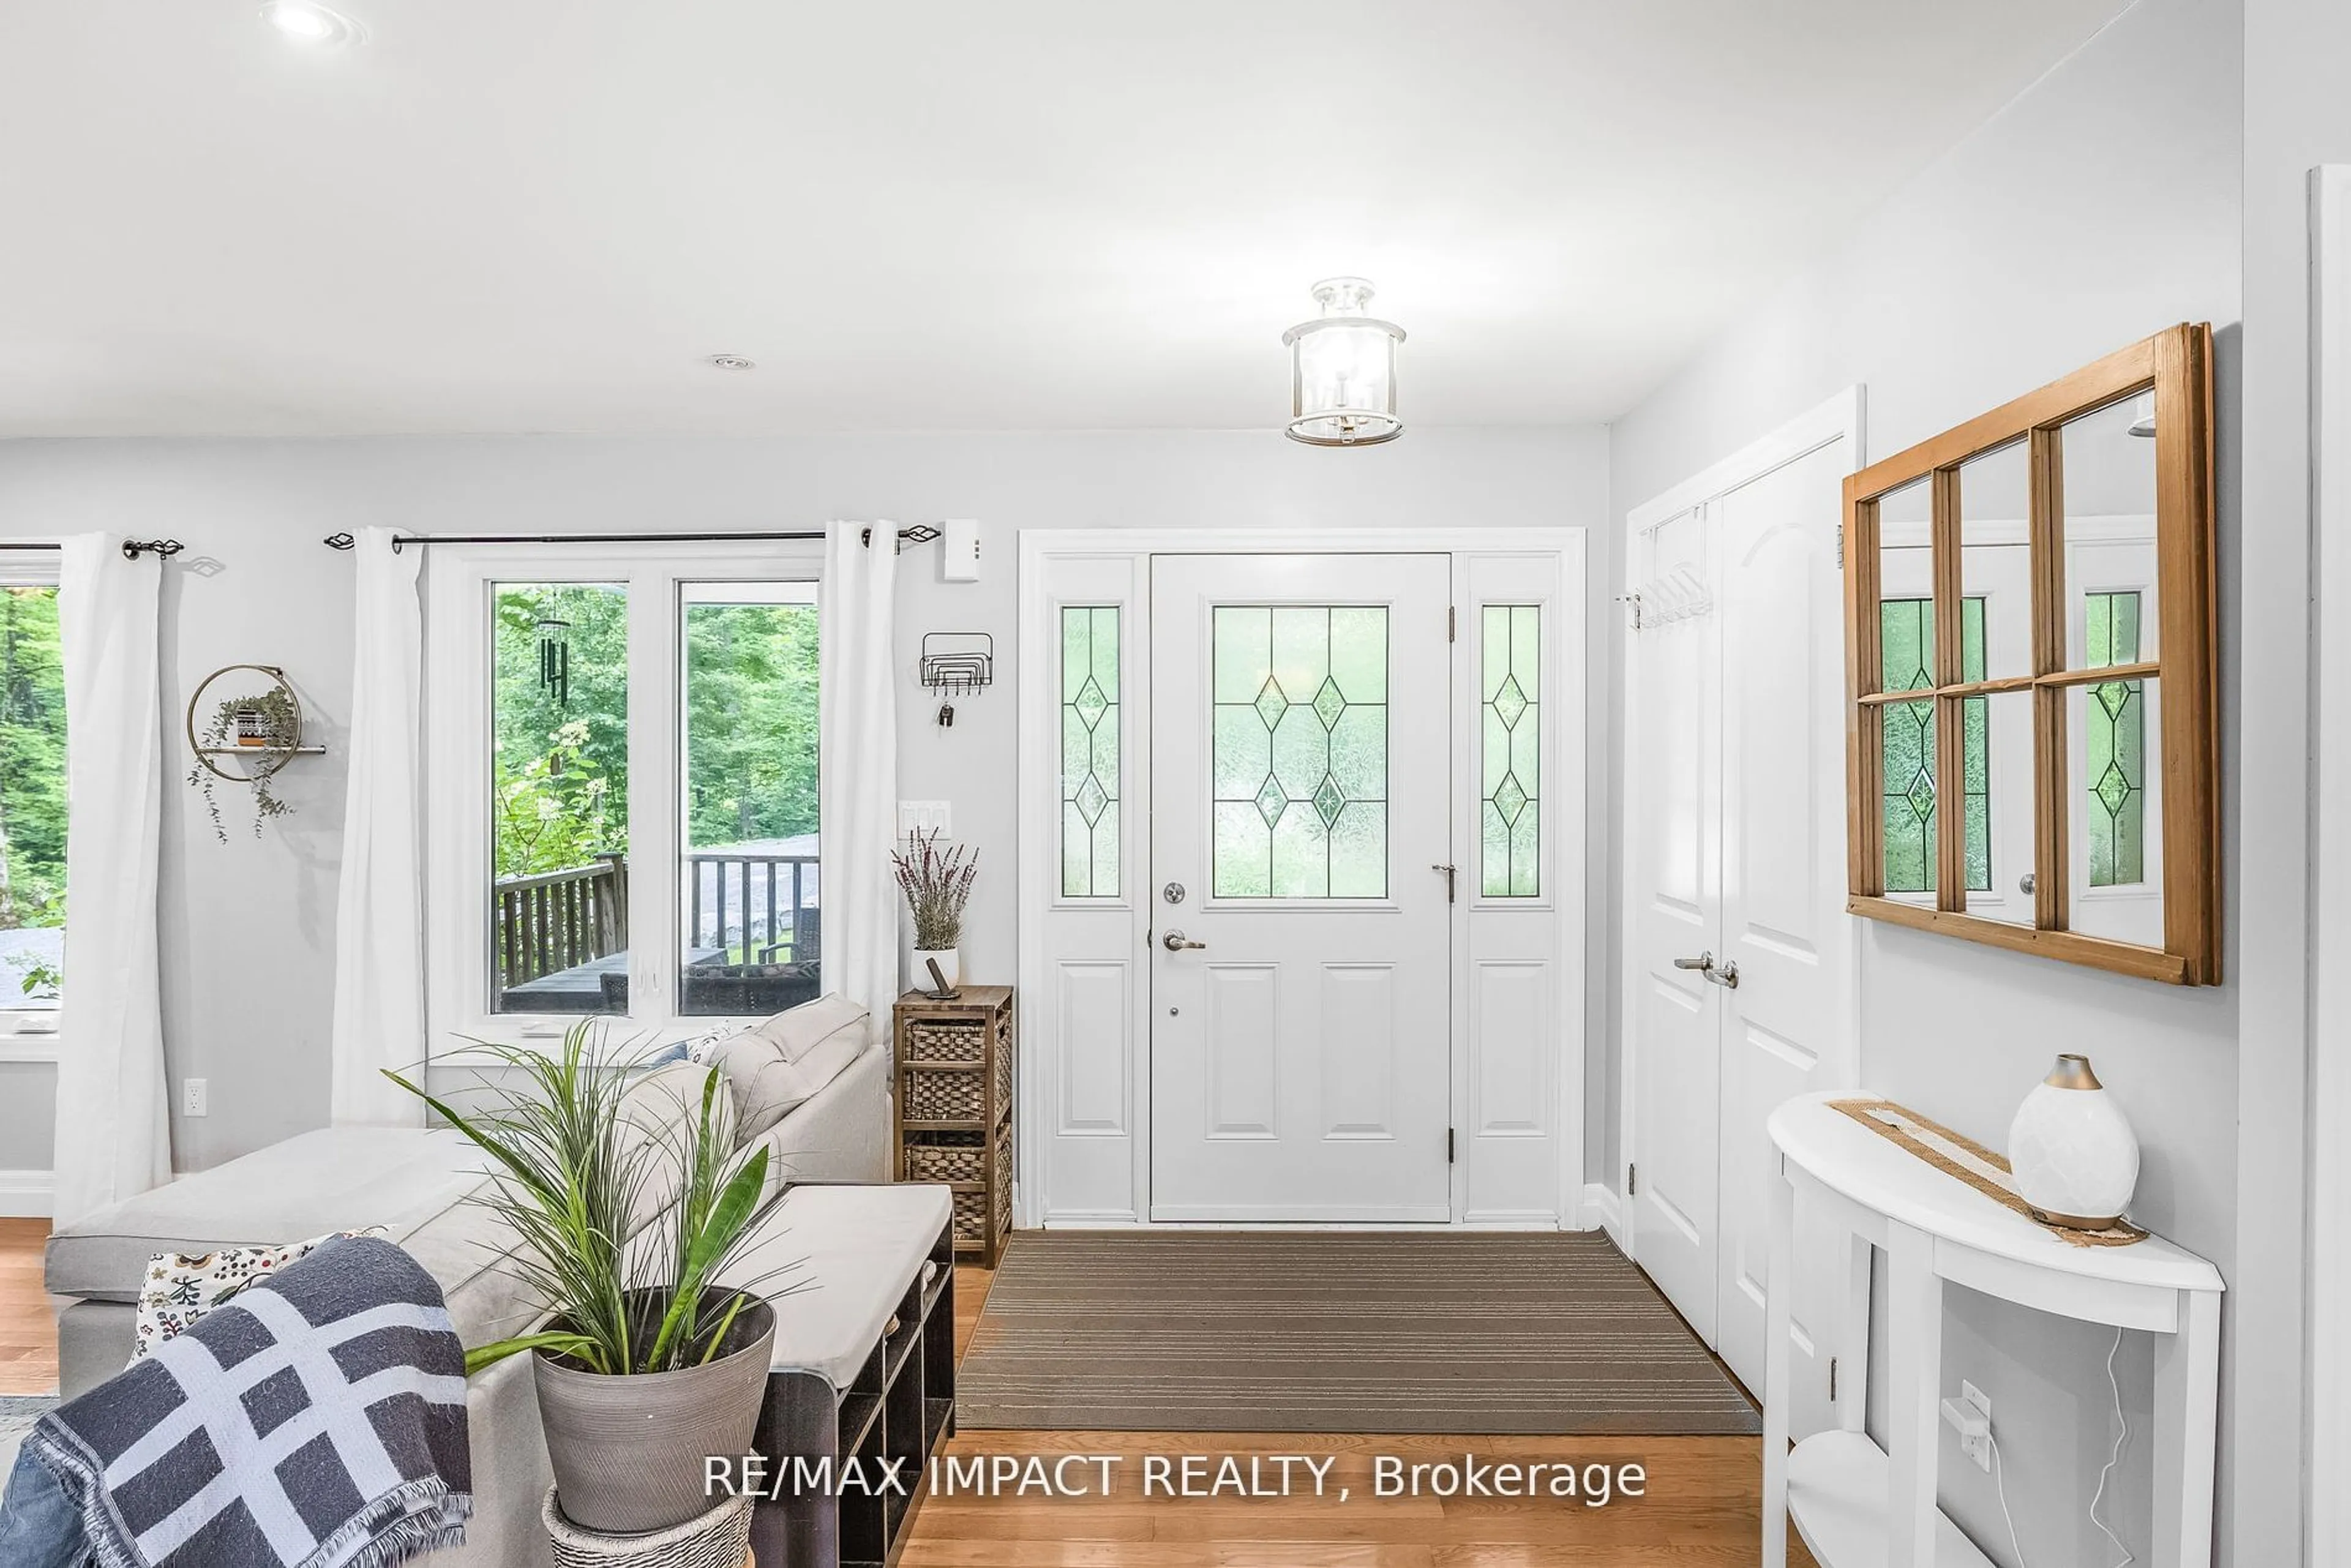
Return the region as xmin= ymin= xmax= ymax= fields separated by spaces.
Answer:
xmin=1283 ymin=277 xmax=1405 ymax=446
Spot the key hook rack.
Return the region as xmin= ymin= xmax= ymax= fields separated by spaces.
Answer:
xmin=919 ymin=632 xmax=994 ymax=727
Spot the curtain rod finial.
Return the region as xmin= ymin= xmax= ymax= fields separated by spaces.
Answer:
xmin=323 ymin=533 xmax=356 ymax=551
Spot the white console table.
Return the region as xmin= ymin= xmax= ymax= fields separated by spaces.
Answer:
xmin=1761 ymin=1092 xmax=2222 ymax=1568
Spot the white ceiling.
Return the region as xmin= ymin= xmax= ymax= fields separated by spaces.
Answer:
xmin=1 ymin=1 xmax=2131 ymax=437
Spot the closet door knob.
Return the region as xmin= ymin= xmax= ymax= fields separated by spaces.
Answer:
xmin=1672 ymin=951 xmax=1714 ymax=972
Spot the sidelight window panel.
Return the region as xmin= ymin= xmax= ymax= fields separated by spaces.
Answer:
xmin=1059 ymin=606 xmax=1121 ymax=899
xmin=1480 ymin=604 xmax=1540 ymax=898
xmin=1211 ymin=605 xmax=1389 ymax=898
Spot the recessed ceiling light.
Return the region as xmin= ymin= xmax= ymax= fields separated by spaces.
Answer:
xmin=707 ymin=354 xmax=757 ymax=372
xmin=261 ymin=2 xmax=366 ymax=48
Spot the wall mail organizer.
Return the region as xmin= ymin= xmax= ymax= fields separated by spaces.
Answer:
xmin=919 ymin=631 xmax=994 ymax=727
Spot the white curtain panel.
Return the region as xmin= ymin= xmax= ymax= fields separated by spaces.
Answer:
xmin=52 ymin=533 xmax=171 ymax=1223
xmin=818 ymin=522 xmax=901 ymax=1028
xmin=328 ymin=527 xmax=426 ymax=1126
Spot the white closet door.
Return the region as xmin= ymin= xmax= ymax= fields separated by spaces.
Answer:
xmin=1713 ymin=439 xmax=1854 ymax=1425
xmin=1627 ymin=505 xmax=1725 ymax=1344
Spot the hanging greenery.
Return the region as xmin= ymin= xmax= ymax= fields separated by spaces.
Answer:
xmin=187 ymin=687 xmax=302 ymax=841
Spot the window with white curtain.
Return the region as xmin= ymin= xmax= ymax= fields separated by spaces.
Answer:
xmin=0 ymin=561 xmax=66 ymax=1044
xmin=424 ymin=541 xmax=823 ymax=1046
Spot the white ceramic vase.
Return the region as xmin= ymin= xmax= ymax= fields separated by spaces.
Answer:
xmin=2006 ymin=1053 xmax=2139 ymax=1228
xmin=913 ymin=948 xmax=961 ymax=989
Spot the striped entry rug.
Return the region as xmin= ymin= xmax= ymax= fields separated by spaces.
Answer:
xmin=959 ymin=1231 xmax=1760 ymax=1435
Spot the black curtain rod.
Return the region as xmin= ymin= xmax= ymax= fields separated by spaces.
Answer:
xmin=321 ymin=525 xmax=943 ymax=554
xmin=0 ymin=539 xmax=184 ymax=560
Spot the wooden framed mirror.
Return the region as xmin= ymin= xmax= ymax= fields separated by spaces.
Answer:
xmin=1843 ymin=323 xmax=2219 ymax=983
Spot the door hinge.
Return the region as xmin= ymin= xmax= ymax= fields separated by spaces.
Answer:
xmin=1447 ymin=605 xmax=1457 ymax=642
xmin=1835 ymin=521 xmax=1845 ymax=567
xmin=1829 ymin=1357 xmax=1839 ymax=1402
xmin=1448 ymin=1128 xmax=1457 ymax=1164
xmin=1627 ymin=1163 xmax=1637 ymax=1197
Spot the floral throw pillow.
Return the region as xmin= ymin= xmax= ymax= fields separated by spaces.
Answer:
xmin=130 ymin=1228 xmax=384 ymax=1363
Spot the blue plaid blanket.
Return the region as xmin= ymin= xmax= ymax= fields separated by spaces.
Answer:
xmin=24 ymin=1236 xmax=471 ymax=1568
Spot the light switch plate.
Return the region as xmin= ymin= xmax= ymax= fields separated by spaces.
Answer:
xmin=940 ymin=519 xmax=981 ymax=582
xmin=898 ymin=800 xmax=951 ymax=838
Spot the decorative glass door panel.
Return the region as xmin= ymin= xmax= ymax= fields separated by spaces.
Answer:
xmin=1210 ymin=605 xmax=1389 ymax=899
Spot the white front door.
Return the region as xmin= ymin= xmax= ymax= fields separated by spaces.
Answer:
xmin=1149 ymin=553 xmax=1453 ymax=1221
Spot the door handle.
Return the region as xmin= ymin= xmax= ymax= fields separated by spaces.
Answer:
xmin=1673 ymin=951 xmax=1714 ymax=972
xmin=1161 ymin=929 xmax=1207 ymax=952
xmin=1704 ymin=960 xmax=1740 ymax=990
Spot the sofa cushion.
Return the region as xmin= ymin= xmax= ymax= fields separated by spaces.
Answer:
xmin=747 ymin=992 xmax=868 ymax=1063
xmin=47 ymin=1127 xmax=491 ymax=1303
xmin=705 ymin=995 xmax=870 ymax=1139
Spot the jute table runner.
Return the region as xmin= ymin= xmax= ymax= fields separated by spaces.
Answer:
xmin=1825 ymin=1097 xmax=2147 ymax=1248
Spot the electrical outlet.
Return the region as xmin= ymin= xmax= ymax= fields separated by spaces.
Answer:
xmin=182 ymin=1078 xmax=209 ymax=1119
xmin=1940 ymin=1379 xmax=1993 ymax=1471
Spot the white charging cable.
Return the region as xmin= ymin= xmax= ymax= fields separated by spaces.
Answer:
xmin=2089 ymin=1325 xmax=2135 ymax=1567
xmin=1987 ymin=1432 xmax=2028 ymax=1568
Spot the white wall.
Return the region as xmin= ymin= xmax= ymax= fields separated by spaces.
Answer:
xmin=2235 ymin=1 xmax=2347 ymax=1563
xmin=1605 ymin=0 xmax=2243 ymax=1562
xmin=0 ymin=426 xmax=1612 ymax=1179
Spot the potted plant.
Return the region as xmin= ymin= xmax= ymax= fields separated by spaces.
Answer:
xmin=385 ymin=1022 xmax=790 ymax=1534
xmin=892 ymin=827 xmax=978 ymax=988
xmin=188 ymin=687 xmax=302 ymax=841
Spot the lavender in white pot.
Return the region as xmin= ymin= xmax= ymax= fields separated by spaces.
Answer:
xmin=893 ymin=828 xmax=978 ymax=988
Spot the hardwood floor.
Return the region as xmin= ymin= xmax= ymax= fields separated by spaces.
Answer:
xmin=0 ymin=1232 xmax=1810 ymax=1564
xmin=0 ymin=1217 xmax=58 ymax=1395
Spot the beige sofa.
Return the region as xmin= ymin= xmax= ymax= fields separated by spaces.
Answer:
xmin=43 ymin=1033 xmax=891 ymax=1567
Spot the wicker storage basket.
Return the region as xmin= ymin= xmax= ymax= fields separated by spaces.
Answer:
xmin=904 ymin=1017 xmax=988 ymax=1065
xmin=904 ymin=1131 xmax=988 ymax=1183
xmin=903 ymin=1066 xmax=983 ymax=1124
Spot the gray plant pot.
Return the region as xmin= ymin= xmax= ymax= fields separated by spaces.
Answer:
xmin=533 ymin=1292 xmax=776 ymax=1535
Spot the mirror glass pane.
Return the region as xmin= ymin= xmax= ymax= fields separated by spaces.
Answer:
xmin=1873 ymin=476 xmax=1937 ymax=896
xmin=1965 ymin=690 xmax=2036 ymax=925
xmin=2059 ymin=393 xmax=2161 ymax=673
xmin=2066 ymin=673 xmax=2164 ymax=945
xmin=1958 ymin=440 xmax=2033 ymax=681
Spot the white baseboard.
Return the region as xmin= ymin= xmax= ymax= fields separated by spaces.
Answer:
xmin=1580 ymin=1181 xmax=1625 ymax=1245
xmin=0 ymin=1170 xmax=53 ymax=1219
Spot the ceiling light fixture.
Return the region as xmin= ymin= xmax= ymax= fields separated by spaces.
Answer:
xmin=707 ymin=354 xmax=757 ymax=372
xmin=261 ymin=1 xmax=366 ymax=47
xmin=1283 ymin=277 xmax=1405 ymax=447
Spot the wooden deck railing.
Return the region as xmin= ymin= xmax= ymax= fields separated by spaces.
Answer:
xmin=495 ymin=854 xmax=627 ymax=989
xmin=493 ymin=851 xmax=820 ymax=994
xmin=686 ymin=852 xmax=819 ymax=966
